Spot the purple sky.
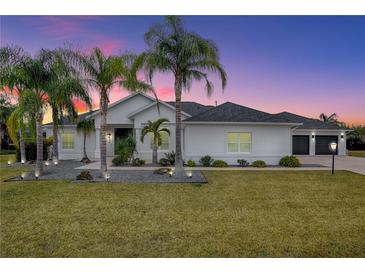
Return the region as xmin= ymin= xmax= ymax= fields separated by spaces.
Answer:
xmin=1 ymin=16 xmax=364 ymax=125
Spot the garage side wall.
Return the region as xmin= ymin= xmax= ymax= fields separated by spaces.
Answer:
xmin=184 ymin=124 xmax=292 ymax=165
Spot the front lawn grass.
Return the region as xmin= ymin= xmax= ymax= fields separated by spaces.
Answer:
xmin=1 ymin=168 xmax=364 ymax=257
xmin=348 ymin=150 xmax=365 ymax=158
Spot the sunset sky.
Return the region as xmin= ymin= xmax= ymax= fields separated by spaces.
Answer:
xmin=1 ymin=16 xmax=364 ymax=125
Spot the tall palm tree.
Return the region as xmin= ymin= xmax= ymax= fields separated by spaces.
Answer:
xmin=76 ymin=119 xmax=95 ymax=163
xmin=44 ymin=50 xmax=91 ymax=163
xmin=140 ymin=16 xmax=227 ymax=177
xmin=0 ymin=46 xmax=30 ymax=162
xmin=140 ymin=118 xmax=170 ymax=164
xmin=319 ymin=113 xmax=338 ymax=123
xmin=63 ymin=47 xmax=153 ymax=173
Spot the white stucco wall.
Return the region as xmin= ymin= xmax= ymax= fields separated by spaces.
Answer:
xmin=184 ymin=124 xmax=292 ymax=165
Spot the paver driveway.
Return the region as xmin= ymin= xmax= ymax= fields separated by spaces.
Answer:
xmin=298 ymin=155 xmax=365 ymax=175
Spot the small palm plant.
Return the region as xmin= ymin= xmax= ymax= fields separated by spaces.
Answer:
xmin=319 ymin=113 xmax=338 ymax=123
xmin=76 ymin=119 xmax=95 ymax=163
xmin=140 ymin=118 xmax=170 ymax=164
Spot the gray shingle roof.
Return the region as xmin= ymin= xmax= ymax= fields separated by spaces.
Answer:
xmin=165 ymin=101 xmax=213 ymax=116
xmin=184 ymin=102 xmax=295 ymax=123
xmin=271 ymin=112 xmax=347 ymax=130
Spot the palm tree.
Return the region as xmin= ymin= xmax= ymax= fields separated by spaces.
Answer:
xmin=140 ymin=16 xmax=227 ymax=177
xmin=62 ymin=47 xmax=153 ymax=173
xmin=76 ymin=119 xmax=95 ymax=163
xmin=44 ymin=50 xmax=91 ymax=163
xmin=0 ymin=46 xmax=30 ymax=162
xmin=140 ymin=118 xmax=170 ymax=164
xmin=319 ymin=113 xmax=338 ymax=123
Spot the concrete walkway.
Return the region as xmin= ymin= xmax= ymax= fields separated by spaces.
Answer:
xmin=298 ymin=155 xmax=365 ymax=175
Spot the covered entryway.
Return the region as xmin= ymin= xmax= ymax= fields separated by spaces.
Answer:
xmin=114 ymin=128 xmax=133 ymax=154
xmin=292 ymin=135 xmax=309 ymax=155
xmin=315 ymin=136 xmax=338 ymax=155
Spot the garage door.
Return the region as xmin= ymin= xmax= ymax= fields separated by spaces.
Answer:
xmin=315 ymin=136 xmax=338 ymax=155
xmin=292 ymin=135 xmax=309 ymax=155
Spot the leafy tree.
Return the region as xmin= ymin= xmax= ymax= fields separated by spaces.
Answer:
xmin=76 ymin=119 xmax=95 ymax=162
xmin=62 ymin=47 xmax=153 ymax=173
xmin=43 ymin=49 xmax=91 ymax=163
xmin=140 ymin=118 xmax=170 ymax=164
xmin=140 ymin=16 xmax=227 ymax=177
xmin=0 ymin=94 xmax=15 ymax=151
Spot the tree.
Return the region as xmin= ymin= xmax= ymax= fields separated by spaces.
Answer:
xmin=141 ymin=16 xmax=227 ymax=177
xmin=63 ymin=47 xmax=153 ymax=173
xmin=319 ymin=113 xmax=338 ymax=123
xmin=0 ymin=94 xmax=15 ymax=151
xmin=140 ymin=118 xmax=170 ymax=164
xmin=0 ymin=46 xmax=30 ymax=160
xmin=44 ymin=49 xmax=91 ymax=163
xmin=76 ymin=119 xmax=95 ymax=163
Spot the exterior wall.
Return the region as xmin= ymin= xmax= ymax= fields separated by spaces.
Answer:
xmin=44 ymin=126 xmax=96 ymax=160
xmin=292 ymin=129 xmax=347 ymax=156
xmin=184 ymin=124 xmax=292 ymax=165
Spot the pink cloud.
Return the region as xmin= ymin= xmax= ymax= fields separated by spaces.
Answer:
xmin=155 ymin=86 xmax=174 ymax=100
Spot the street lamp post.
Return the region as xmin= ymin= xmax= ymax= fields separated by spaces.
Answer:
xmin=329 ymin=142 xmax=337 ymax=174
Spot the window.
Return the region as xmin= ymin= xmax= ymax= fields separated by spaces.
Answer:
xmin=150 ymin=131 xmax=169 ymax=150
xmin=62 ymin=133 xmax=74 ymax=149
xmin=227 ymin=132 xmax=251 ymax=153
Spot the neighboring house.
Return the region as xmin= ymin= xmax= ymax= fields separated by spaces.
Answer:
xmin=43 ymin=93 xmax=348 ymax=164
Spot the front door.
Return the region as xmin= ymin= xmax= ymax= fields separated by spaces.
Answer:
xmin=114 ymin=128 xmax=133 ymax=154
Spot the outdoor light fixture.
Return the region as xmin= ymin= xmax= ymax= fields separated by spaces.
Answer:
xmin=341 ymin=133 xmax=344 ymax=139
xmin=21 ymin=159 xmax=25 ymax=164
xmin=105 ymin=173 xmax=110 ymax=182
xmin=35 ymin=171 xmax=39 ymax=180
xmin=7 ymin=160 xmax=11 ymax=165
xmin=54 ymin=160 xmax=58 ymax=166
xmin=186 ymin=171 xmax=193 ymax=178
xmin=45 ymin=161 xmax=49 ymax=166
xmin=107 ymin=133 xmax=112 ymax=140
xmin=311 ymin=134 xmax=315 ymax=139
xmin=20 ymin=172 xmax=26 ymax=180
xmin=329 ymin=142 xmax=337 ymax=174
xmin=168 ymin=170 xmax=174 ymax=177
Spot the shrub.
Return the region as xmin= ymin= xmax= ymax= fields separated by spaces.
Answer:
xmin=76 ymin=171 xmax=93 ymax=180
xmin=252 ymin=160 xmax=266 ymax=167
xmin=199 ymin=155 xmax=214 ymax=167
xmin=153 ymin=167 xmax=172 ymax=175
xmin=159 ymin=158 xmax=170 ymax=166
xmin=0 ymin=149 xmax=16 ymax=155
xmin=114 ymin=137 xmax=136 ymax=165
xmin=164 ymin=151 xmax=175 ymax=165
xmin=112 ymin=156 xmax=123 ymax=166
xmin=132 ymin=158 xmax=145 ymax=166
xmin=279 ymin=155 xmax=300 ymax=167
xmin=237 ymin=159 xmax=249 ymax=167
xmin=212 ymin=160 xmax=228 ymax=167
xmin=186 ymin=159 xmax=196 ymax=167
xmin=16 ymin=137 xmax=53 ymax=162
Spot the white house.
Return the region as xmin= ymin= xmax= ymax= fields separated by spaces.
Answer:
xmin=43 ymin=93 xmax=348 ymax=165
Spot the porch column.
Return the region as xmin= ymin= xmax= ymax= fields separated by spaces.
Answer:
xmin=94 ymin=128 xmax=100 ymax=158
xmin=309 ymin=133 xmax=315 ymax=155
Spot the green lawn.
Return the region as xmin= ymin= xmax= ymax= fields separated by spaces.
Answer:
xmin=1 ymin=167 xmax=364 ymax=257
xmin=349 ymin=150 xmax=365 ymax=158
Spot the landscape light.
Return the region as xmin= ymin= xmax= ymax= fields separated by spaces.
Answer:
xmin=21 ymin=159 xmax=25 ymax=164
xmin=54 ymin=161 xmax=58 ymax=166
xmin=329 ymin=142 xmax=337 ymax=175
xmin=35 ymin=171 xmax=39 ymax=180
xmin=20 ymin=172 xmax=26 ymax=180
xmin=105 ymin=173 xmax=110 ymax=182
xmin=45 ymin=161 xmax=49 ymax=166
xmin=168 ymin=170 xmax=173 ymax=177
xmin=186 ymin=171 xmax=193 ymax=178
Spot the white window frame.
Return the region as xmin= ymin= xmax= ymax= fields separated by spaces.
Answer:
xmin=150 ymin=130 xmax=170 ymax=151
xmin=61 ymin=133 xmax=75 ymax=150
xmin=227 ymin=132 xmax=252 ymax=154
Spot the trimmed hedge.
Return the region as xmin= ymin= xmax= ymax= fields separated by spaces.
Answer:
xmin=186 ymin=159 xmax=196 ymax=167
xmin=237 ymin=159 xmax=249 ymax=167
xmin=212 ymin=160 xmax=228 ymax=168
xmin=199 ymin=155 xmax=214 ymax=167
xmin=279 ymin=155 xmax=300 ymax=167
xmin=252 ymin=160 xmax=266 ymax=168
xmin=132 ymin=158 xmax=145 ymax=166
xmin=159 ymin=158 xmax=170 ymax=166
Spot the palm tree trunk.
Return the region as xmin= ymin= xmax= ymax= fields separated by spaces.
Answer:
xmin=0 ymin=127 xmax=3 ymax=151
xmin=35 ymin=112 xmax=44 ymax=176
xmin=52 ymin=109 xmax=59 ymax=162
xmin=100 ymin=91 xmax=108 ymax=173
xmin=174 ymin=76 xmax=185 ymax=178
xmin=152 ymin=144 xmax=158 ymax=165
xmin=19 ymin=129 xmax=26 ymax=163
xmin=83 ymin=132 xmax=88 ymax=159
